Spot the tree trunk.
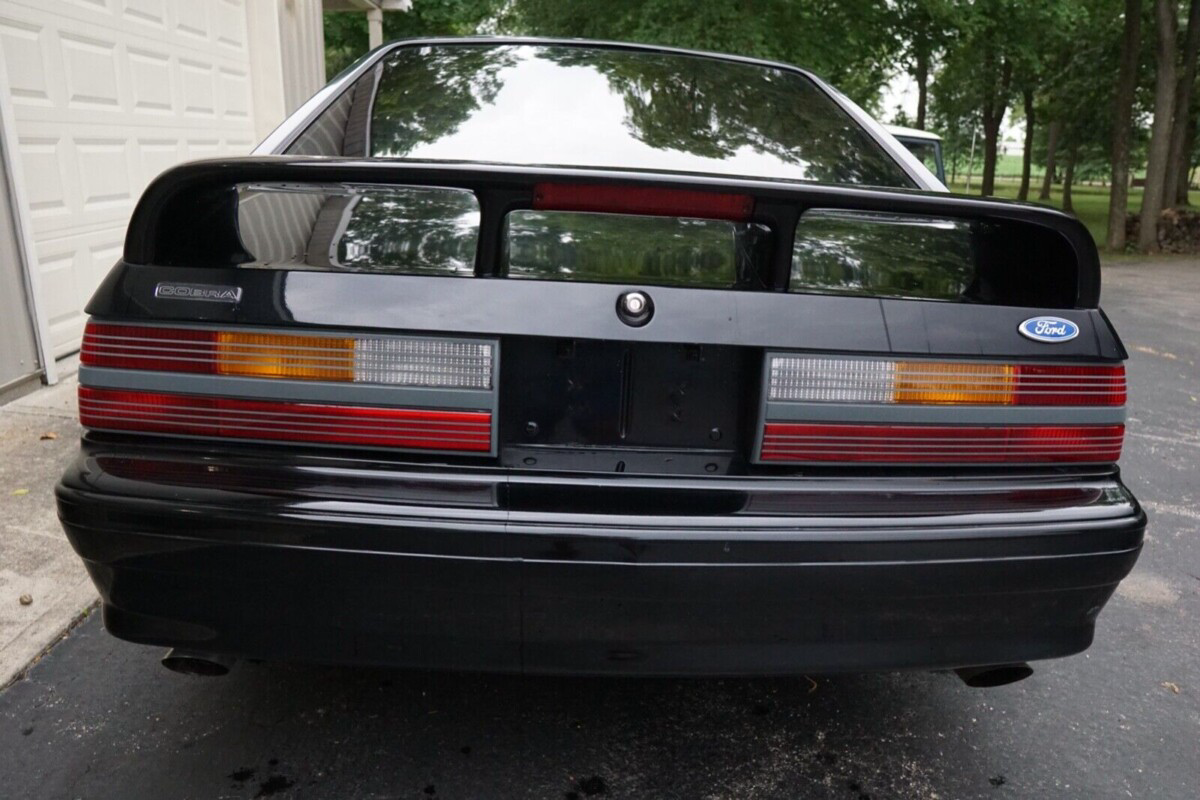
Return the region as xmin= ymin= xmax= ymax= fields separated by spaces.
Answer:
xmin=1018 ymin=87 xmax=1035 ymax=201
xmin=1139 ymin=0 xmax=1180 ymax=252
xmin=1177 ymin=114 xmax=1197 ymax=204
xmin=980 ymin=58 xmax=1013 ymax=197
xmin=1107 ymin=0 xmax=1142 ymax=251
xmin=1164 ymin=0 xmax=1200 ymax=206
xmin=915 ymin=46 xmax=929 ymax=130
xmin=1062 ymin=145 xmax=1078 ymax=213
xmin=1040 ymin=119 xmax=1063 ymax=200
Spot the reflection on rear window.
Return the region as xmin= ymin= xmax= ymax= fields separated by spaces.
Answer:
xmin=504 ymin=210 xmax=766 ymax=288
xmin=791 ymin=210 xmax=979 ymax=301
xmin=236 ymin=183 xmax=479 ymax=274
xmin=342 ymin=44 xmax=911 ymax=188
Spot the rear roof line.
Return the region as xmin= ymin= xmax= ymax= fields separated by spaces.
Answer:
xmin=253 ymin=36 xmax=941 ymax=192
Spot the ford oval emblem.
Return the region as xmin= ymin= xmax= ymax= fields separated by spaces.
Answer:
xmin=1018 ymin=316 xmax=1079 ymax=343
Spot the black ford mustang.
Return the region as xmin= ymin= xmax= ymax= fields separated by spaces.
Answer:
xmin=57 ymin=38 xmax=1144 ymax=686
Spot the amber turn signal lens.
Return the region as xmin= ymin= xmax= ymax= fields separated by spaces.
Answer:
xmin=216 ymin=332 xmax=355 ymax=381
xmin=893 ymin=361 xmax=1016 ymax=405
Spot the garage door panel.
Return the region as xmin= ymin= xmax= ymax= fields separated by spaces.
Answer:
xmin=179 ymin=59 xmax=216 ymax=118
xmin=122 ymin=0 xmax=166 ymax=27
xmin=127 ymin=47 xmax=174 ymax=114
xmin=35 ymin=248 xmax=83 ymax=335
xmin=88 ymin=240 xmax=123 ymax=292
xmin=172 ymin=1 xmax=210 ymax=41
xmin=215 ymin=0 xmax=245 ymax=50
xmin=1 ymin=0 xmax=257 ymax=356
xmin=60 ymin=32 xmax=122 ymax=110
xmin=76 ymin=137 xmax=134 ymax=212
xmin=136 ymin=137 xmax=184 ymax=189
xmin=0 ymin=16 xmax=52 ymax=106
xmin=218 ymin=67 xmax=251 ymax=120
xmin=16 ymin=136 xmax=69 ymax=222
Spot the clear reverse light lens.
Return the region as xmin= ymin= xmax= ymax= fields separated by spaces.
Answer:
xmin=769 ymin=357 xmax=896 ymax=403
xmin=353 ymin=338 xmax=493 ymax=389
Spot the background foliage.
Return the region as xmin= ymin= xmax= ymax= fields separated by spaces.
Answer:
xmin=324 ymin=0 xmax=1200 ymax=252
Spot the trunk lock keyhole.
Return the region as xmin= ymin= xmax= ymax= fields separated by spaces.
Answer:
xmin=617 ymin=291 xmax=654 ymax=327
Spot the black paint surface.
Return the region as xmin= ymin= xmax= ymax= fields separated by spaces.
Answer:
xmin=2 ymin=261 xmax=1197 ymax=799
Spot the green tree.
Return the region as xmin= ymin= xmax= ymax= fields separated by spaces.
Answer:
xmin=1107 ymin=0 xmax=1142 ymax=250
xmin=892 ymin=0 xmax=958 ymax=130
xmin=498 ymin=0 xmax=902 ymax=110
xmin=323 ymin=1 xmax=504 ymax=79
xmin=1164 ymin=0 xmax=1200 ymax=205
xmin=1139 ymin=0 xmax=1179 ymax=251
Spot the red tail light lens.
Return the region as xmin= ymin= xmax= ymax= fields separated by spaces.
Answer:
xmin=761 ymin=423 xmax=1124 ymax=464
xmin=81 ymin=324 xmax=218 ymax=374
xmin=1012 ymin=365 xmax=1127 ymax=406
xmin=79 ymin=388 xmax=492 ymax=452
xmin=533 ymin=183 xmax=754 ymax=221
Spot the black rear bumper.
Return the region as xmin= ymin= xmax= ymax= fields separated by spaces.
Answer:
xmin=57 ymin=440 xmax=1145 ymax=676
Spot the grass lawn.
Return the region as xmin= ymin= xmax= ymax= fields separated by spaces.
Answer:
xmin=947 ymin=179 xmax=1144 ymax=251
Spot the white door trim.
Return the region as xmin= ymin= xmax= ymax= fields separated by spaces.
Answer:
xmin=0 ymin=51 xmax=57 ymax=385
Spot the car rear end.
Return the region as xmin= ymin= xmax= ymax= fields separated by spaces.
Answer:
xmin=56 ymin=39 xmax=1144 ymax=678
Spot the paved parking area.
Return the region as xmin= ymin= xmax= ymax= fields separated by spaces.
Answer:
xmin=1 ymin=260 xmax=1197 ymax=799
xmin=0 ymin=361 xmax=93 ymax=689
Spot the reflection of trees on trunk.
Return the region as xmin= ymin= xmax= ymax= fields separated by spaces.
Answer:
xmin=371 ymin=46 xmax=518 ymax=157
xmin=543 ymin=49 xmax=908 ymax=186
xmin=792 ymin=212 xmax=978 ymax=300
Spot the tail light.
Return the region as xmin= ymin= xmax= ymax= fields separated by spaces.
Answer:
xmin=759 ymin=354 xmax=1126 ymax=465
xmin=79 ymin=322 xmax=497 ymax=454
xmin=761 ymin=423 xmax=1124 ymax=463
xmin=78 ymin=389 xmax=491 ymax=452
xmin=82 ymin=324 xmax=493 ymax=388
xmin=768 ymin=356 xmax=1125 ymax=407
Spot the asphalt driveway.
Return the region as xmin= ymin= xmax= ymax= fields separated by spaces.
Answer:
xmin=1 ymin=258 xmax=1197 ymax=800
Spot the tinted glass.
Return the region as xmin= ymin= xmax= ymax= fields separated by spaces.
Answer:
xmin=791 ymin=210 xmax=982 ymax=301
xmin=505 ymin=210 xmax=766 ymax=288
xmin=355 ymin=44 xmax=911 ymax=187
xmin=896 ymin=138 xmax=944 ymax=182
xmin=237 ymin=183 xmax=479 ymax=275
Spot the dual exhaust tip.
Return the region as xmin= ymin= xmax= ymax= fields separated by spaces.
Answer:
xmin=954 ymin=663 xmax=1033 ymax=688
xmin=162 ymin=648 xmax=1033 ymax=688
xmin=161 ymin=649 xmax=234 ymax=677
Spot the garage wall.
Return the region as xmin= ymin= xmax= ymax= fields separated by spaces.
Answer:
xmin=0 ymin=0 xmax=260 ymax=356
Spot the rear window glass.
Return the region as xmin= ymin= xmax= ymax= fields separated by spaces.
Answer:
xmin=790 ymin=210 xmax=1079 ymax=307
xmin=504 ymin=210 xmax=767 ymax=288
xmin=791 ymin=211 xmax=977 ymax=301
xmin=292 ymin=44 xmax=913 ymax=189
xmin=236 ymin=183 xmax=479 ymax=274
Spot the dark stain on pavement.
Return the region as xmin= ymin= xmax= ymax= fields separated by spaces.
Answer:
xmin=254 ymin=774 xmax=294 ymax=797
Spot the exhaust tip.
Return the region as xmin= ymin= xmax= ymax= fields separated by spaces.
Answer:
xmin=954 ymin=663 xmax=1033 ymax=688
xmin=161 ymin=649 xmax=233 ymax=677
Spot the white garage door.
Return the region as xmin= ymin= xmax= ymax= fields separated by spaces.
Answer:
xmin=0 ymin=0 xmax=257 ymax=355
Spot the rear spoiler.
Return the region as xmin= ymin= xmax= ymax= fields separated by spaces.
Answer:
xmin=122 ymin=157 xmax=1103 ymax=308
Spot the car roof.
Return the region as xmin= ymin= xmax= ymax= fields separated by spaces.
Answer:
xmin=885 ymin=124 xmax=942 ymax=142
